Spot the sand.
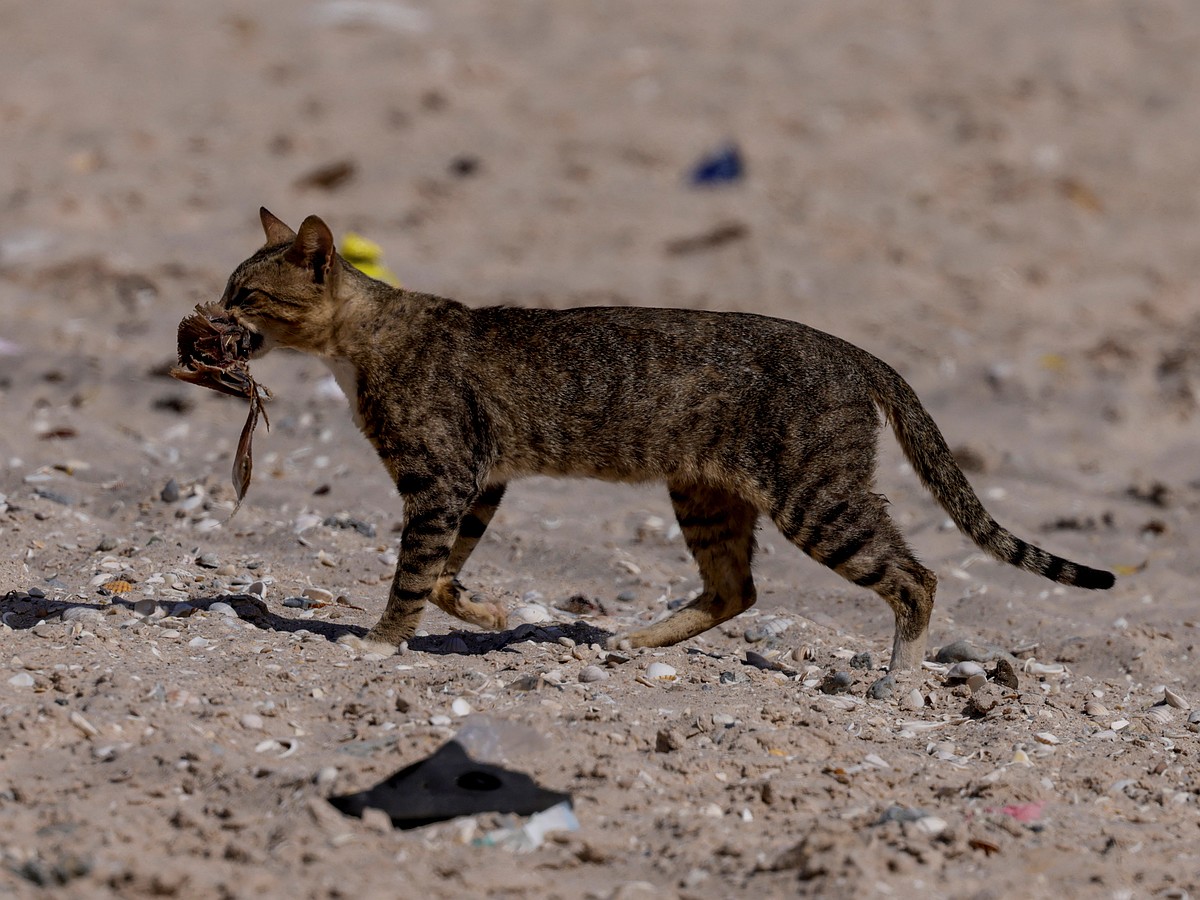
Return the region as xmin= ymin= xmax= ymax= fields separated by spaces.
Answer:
xmin=1 ymin=2 xmax=1198 ymax=897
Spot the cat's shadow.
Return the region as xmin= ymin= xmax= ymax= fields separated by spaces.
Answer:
xmin=0 ymin=590 xmax=613 ymax=657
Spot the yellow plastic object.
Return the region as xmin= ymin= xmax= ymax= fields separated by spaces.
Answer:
xmin=340 ymin=231 xmax=400 ymax=286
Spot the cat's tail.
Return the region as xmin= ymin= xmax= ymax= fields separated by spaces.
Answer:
xmin=857 ymin=349 xmax=1115 ymax=590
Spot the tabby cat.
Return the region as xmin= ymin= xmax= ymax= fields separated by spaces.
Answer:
xmin=210 ymin=208 xmax=1113 ymax=671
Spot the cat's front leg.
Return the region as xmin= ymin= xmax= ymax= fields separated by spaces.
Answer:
xmin=339 ymin=484 xmax=472 ymax=656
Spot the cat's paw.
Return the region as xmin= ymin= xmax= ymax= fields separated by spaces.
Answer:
xmin=338 ymin=633 xmax=403 ymax=658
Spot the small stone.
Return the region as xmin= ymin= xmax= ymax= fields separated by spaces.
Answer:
xmin=188 ymin=637 xmax=212 ymax=649
xmin=990 ymin=658 xmax=1020 ymax=690
xmin=579 ymin=665 xmax=609 ymax=683
xmin=818 ymin=671 xmax=853 ymax=695
xmin=160 ymin=479 xmax=181 ymax=503
xmin=849 ymin=652 xmax=873 ymax=670
xmin=8 ymin=673 xmax=34 ymax=688
xmin=62 ymin=607 xmax=104 ymax=625
xmin=615 ymin=590 xmax=637 ymax=603
xmin=451 ymin=698 xmax=472 ymax=717
xmin=302 ymin=587 xmax=335 ymax=603
xmin=27 ymin=586 xmax=46 ymax=599
xmin=935 ymin=640 xmax=990 ymax=663
xmin=913 ymin=815 xmax=948 ymax=836
xmin=900 ymin=688 xmax=925 ymax=711
xmin=195 ymin=553 xmax=219 ymax=569
xmin=240 ymin=713 xmax=265 ymax=731
xmin=217 ymin=564 xmax=237 ymax=577
xmin=96 ymin=536 xmax=118 ymax=553
xmin=966 ymin=673 xmax=988 ymax=693
xmin=966 ymin=683 xmax=1006 ymax=715
xmin=866 ymin=675 xmax=895 ymax=700
xmin=655 ymin=728 xmax=685 ymax=753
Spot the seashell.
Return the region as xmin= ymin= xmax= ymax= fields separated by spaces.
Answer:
xmin=945 ymin=661 xmax=985 ymax=681
xmin=1110 ymin=719 xmax=1130 ymax=731
xmin=62 ymin=607 xmax=104 ymax=624
xmin=901 ymin=689 xmax=925 ymax=711
xmin=1163 ymin=687 xmax=1189 ymax=710
xmin=240 ymin=713 xmax=264 ymax=731
xmin=69 ymin=711 xmax=99 ymax=737
xmin=1084 ymin=700 xmax=1109 ymax=718
xmin=451 ymin=698 xmax=472 ymax=717
xmin=646 ymin=662 xmax=677 ymax=681
xmin=822 ymin=695 xmax=858 ymax=711
xmin=303 ymin=587 xmax=335 ymax=603
xmin=1143 ymin=706 xmax=1173 ymax=725
xmin=966 ymin=673 xmax=988 ymax=693
xmin=1022 ymin=660 xmax=1066 ymax=676
xmin=1034 ymin=732 xmax=1060 ymax=745
xmin=508 ymin=605 xmax=551 ymax=627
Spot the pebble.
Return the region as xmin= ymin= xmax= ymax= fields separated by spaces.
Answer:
xmin=160 ymin=479 xmax=181 ymax=503
xmin=429 ymin=714 xmax=452 ymax=727
xmin=69 ymin=711 xmax=99 ymax=738
xmin=866 ymin=675 xmax=895 ymax=700
xmin=901 ymin=688 xmax=925 ymax=711
xmin=579 ymin=665 xmax=609 ymax=683
xmin=195 ymin=553 xmax=220 ymax=569
xmin=240 ymin=713 xmax=265 ymax=731
xmin=935 ymin=640 xmax=990 ymax=663
xmin=8 ymin=673 xmax=34 ymax=688
xmin=451 ymin=698 xmax=472 ymax=717
xmin=743 ymin=617 xmax=790 ymax=642
xmin=818 ymin=671 xmax=853 ymax=695
xmin=28 ymin=586 xmax=46 ymax=599
xmin=1034 ymin=732 xmax=1060 ymax=745
xmin=646 ymin=662 xmax=677 ymax=682
xmin=303 ymin=587 xmax=335 ymax=603
xmin=965 ymin=683 xmax=1006 ymax=715
xmin=188 ymin=637 xmax=212 ymax=649
xmin=849 ymin=652 xmax=873 ymax=670
xmin=62 ymin=607 xmax=104 ymax=625
xmin=913 ymin=816 xmax=948 ymax=837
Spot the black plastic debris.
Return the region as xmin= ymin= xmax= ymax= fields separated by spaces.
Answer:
xmin=328 ymin=740 xmax=570 ymax=830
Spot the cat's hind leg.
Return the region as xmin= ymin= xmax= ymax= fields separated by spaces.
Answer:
xmin=612 ymin=482 xmax=758 ymax=649
xmin=773 ymin=491 xmax=936 ymax=672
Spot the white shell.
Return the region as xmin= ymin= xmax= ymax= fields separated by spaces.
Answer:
xmin=901 ymin=689 xmax=925 ymax=711
xmin=646 ymin=662 xmax=677 ymax=681
xmin=945 ymin=661 xmax=985 ymax=681
xmin=1144 ymin=706 xmax=1173 ymax=725
xmin=1034 ymin=732 xmax=1060 ymax=745
xmin=508 ymin=605 xmax=551 ymax=627
xmin=1163 ymin=687 xmax=1189 ymax=710
xmin=1084 ymin=700 xmax=1109 ymax=718
xmin=913 ymin=815 xmax=948 ymax=836
xmin=451 ymin=698 xmax=473 ymax=717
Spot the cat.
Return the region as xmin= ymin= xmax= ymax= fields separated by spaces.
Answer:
xmin=209 ymin=207 xmax=1114 ymax=672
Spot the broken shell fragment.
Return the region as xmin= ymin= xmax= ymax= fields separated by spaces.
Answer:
xmin=646 ymin=662 xmax=677 ymax=681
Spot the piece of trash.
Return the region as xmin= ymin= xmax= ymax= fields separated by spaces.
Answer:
xmin=340 ymin=232 xmax=400 ymax=286
xmin=328 ymin=739 xmax=570 ymax=829
xmin=294 ymin=159 xmax=357 ymax=191
xmin=453 ymin=716 xmax=548 ymax=765
xmin=689 ymin=142 xmax=744 ymax=186
xmin=664 ymin=221 xmax=749 ymax=255
xmin=472 ymin=800 xmax=580 ymax=852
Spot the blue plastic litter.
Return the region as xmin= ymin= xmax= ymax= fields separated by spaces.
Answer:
xmin=689 ymin=142 xmax=744 ymax=185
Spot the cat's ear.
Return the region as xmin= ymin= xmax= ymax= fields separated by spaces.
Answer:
xmin=260 ymin=207 xmax=297 ymax=245
xmin=285 ymin=215 xmax=337 ymax=286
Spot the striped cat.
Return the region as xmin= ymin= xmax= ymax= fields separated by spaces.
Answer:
xmin=210 ymin=208 xmax=1113 ymax=672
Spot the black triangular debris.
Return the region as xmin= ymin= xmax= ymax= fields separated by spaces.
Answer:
xmin=328 ymin=740 xmax=570 ymax=829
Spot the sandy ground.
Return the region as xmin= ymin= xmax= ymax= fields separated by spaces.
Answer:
xmin=2 ymin=2 xmax=1200 ymax=897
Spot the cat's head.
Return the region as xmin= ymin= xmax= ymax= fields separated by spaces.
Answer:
xmin=218 ymin=208 xmax=354 ymax=357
